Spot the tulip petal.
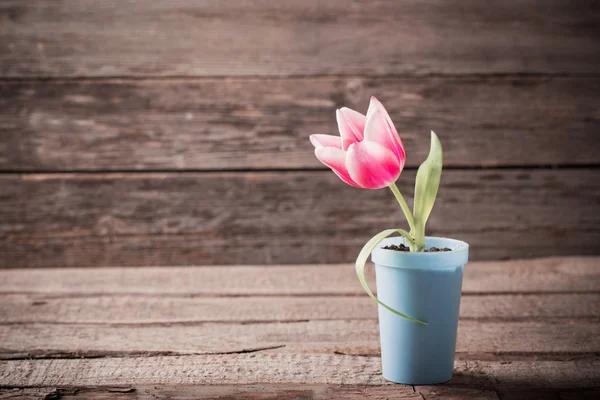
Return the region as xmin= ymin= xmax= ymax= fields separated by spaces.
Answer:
xmin=346 ymin=141 xmax=401 ymax=189
xmin=365 ymin=97 xmax=406 ymax=168
xmin=309 ymin=134 xmax=342 ymax=149
xmin=337 ymin=108 xmax=366 ymax=150
xmin=315 ymin=147 xmax=361 ymax=188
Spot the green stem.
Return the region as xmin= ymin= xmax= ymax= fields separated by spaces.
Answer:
xmin=413 ymin=225 xmax=426 ymax=252
xmin=389 ymin=183 xmax=416 ymax=234
xmin=388 ymin=183 xmax=417 ymax=252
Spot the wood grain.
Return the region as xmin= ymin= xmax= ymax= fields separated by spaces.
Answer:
xmin=1 ymin=170 xmax=599 ymax=267
xmin=1 ymin=354 xmax=598 ymax=389
xmin=5 ymin=385 xmax=600 ymax=400
xmin=0 ymin=388 xmax=59 ymax=400
xmin=1 ymin=320 xmax=598 ymax=357
xmin=1 ymin=0 xmax=599 ymax=77
xmin=1 ymin=0 xmax=598 ymax=394
xmin=4 ymin=385 xmax=599 ymax=400
xmin=1 ymin=258 xmax=597 ymax=295
xmin=0 ymin=385 xmax=512 ymax=400
xmin=0 ymin=385 xmax=422 ymax=400
xmin=0 ymin=293 xmax=597 ymax=324
xmin=2 ymin=77 xmax=599 ymax=170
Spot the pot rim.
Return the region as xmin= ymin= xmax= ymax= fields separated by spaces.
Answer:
xmin=371 ymin=236 xmax=469 ymax=270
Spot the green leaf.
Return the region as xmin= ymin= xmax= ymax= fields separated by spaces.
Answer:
xmin=413 ymin=131 xmax=443 ymax=250
xmin=355 ymin=228 xmax=427 ymax=325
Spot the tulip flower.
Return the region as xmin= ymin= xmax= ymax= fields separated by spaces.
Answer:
xmin=309 ymin=96 xmax=406 ymax=190
xmin=309 ymin=96 xmax=444 ymax=325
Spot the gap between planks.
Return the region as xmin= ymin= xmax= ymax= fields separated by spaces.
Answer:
xmin=4 ymin=165 xmax=600 ymax=174
xmin=3 ymin=72 xmax=600 ymax=82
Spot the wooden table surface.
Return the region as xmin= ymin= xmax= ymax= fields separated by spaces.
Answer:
xmin=1 ymin=257 xmax=599 ymax=399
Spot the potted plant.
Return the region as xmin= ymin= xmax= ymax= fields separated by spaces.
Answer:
xmin=309 ymin=97 xmax=469 ymax=385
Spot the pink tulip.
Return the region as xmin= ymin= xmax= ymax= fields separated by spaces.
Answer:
xmin=310 ymin=96 xmax=406 ymax=189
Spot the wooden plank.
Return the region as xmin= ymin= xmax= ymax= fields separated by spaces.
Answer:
xmin=499 ymin=392 xmax=560 ymax=400
xmin=560 ymin=389 xmax=600 ymax=400
xmin=1 ymin=170 xmax=599 ymax=267
xmin=0 ymin=385 xmax=423 ymax=400
xmin=1 ymin=354 xmax=598 ymax=389
xmin=417 ymin=387 xmax=500 ymax=400
xmin=0 ymin=385 xmax=516 ymax=400
xmin=1 ymin=258 xmax=597 ymax=295
xmin=1 ymin=0 xmax=598 ymax=77
xmin=0 ymin=388 xmax=58 ymax=400
xmin=2 ymin=77 xmax=599 ymax=171
xmin=1 ymin=320 xmax=598 ymax=357
xmin=0 ymin=293 xmax=597 ymax=324
xmin=4 ymin=385 xmax=598 ymax=400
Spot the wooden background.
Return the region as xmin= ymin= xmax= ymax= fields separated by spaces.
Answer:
xmin=1 ymin=0 xmax=599 ymax=268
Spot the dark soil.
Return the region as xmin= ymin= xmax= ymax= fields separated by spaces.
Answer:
xmin=382 ymin=244 xmax=452 ymax=252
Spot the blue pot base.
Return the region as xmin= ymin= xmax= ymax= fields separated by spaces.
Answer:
xmin=382 ymin=373 xmax=452 ymax=385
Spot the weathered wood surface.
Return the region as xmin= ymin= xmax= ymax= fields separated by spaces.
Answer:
xmin=8 ymin=385 xmax=569 ymax=400
xmin=0 ymin=385 xmax=424 ymax=400
xmin=0 ymin=388 xmax=60 ymax=400
xmin=0 ymin=0 xmax=597 ymax=396
xmin=1 ymin=260 xmax=597 ymax=359
xmin=2 ymin=170 xmax=599 ymax=267
xmin=2 ymin=77 xmax=599 ymax=170
xmin=0 ymin=260 xmax=598 ymax=395
xmin=1 ymin=293 xmax=597 ymax=324
xmin=3 ymin=385 xmax=599 ymax=400
xmin=1 ymin=257 xmax=596 ymax=295
xmin=2 ymin=0 xmax=599 ymax=77
xmin=4 ymin=385 xmax=599 ymax=400
xmin=1 ymin=354 xmax=598 ymax=389
xmin=2 ymin=320 xmax=597 ymax=358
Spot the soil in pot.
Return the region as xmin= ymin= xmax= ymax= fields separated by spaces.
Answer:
xmin=382 ymin=244 xmax=452 ymax=252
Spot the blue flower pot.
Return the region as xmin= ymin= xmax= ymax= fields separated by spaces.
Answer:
xmin=371 ymin=236 xmax=469 ymax=385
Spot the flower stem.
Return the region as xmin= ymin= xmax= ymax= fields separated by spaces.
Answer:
xmin=388 ymin=182 xmax=417 ymax=251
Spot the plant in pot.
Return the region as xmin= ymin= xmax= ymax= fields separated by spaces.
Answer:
xmin=309 ymin=96 xmax=469 ymax=385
